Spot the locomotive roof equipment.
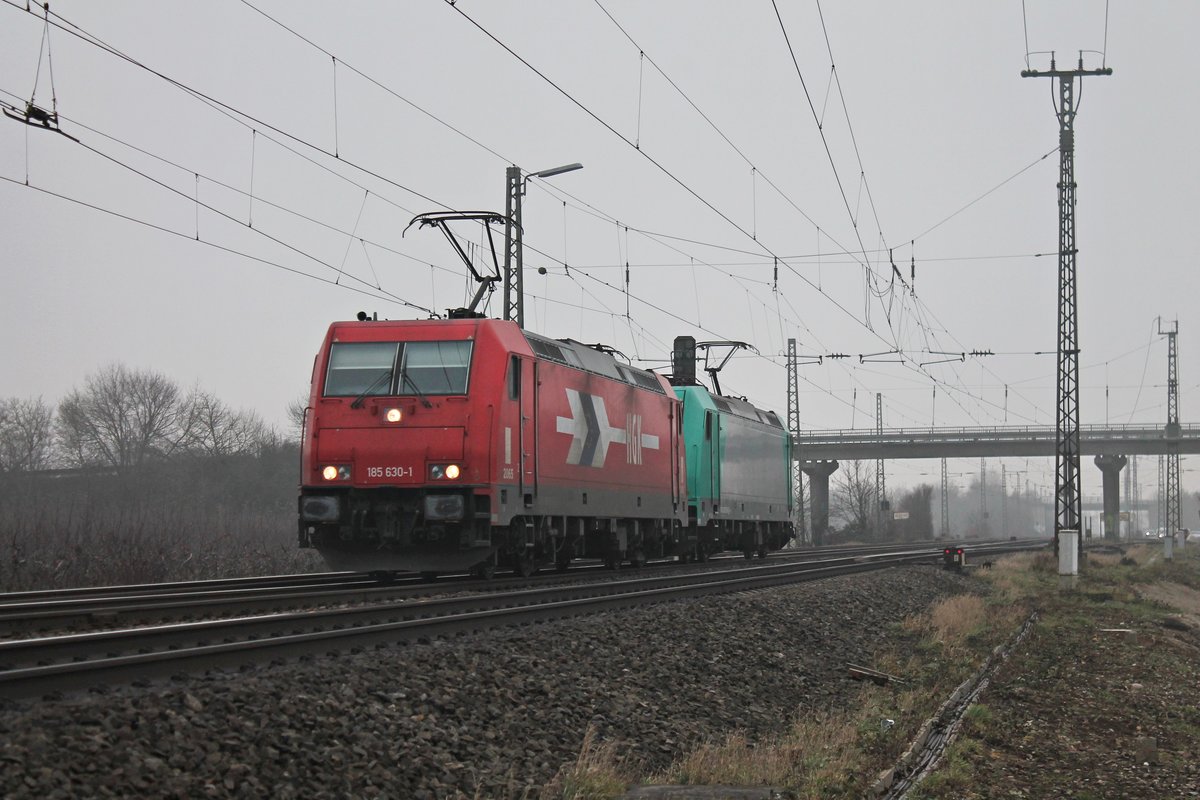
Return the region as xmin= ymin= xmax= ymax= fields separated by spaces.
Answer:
xmin=403 ymin=210 xmax=507 ymax=319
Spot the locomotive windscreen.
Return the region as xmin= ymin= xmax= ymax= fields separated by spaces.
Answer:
xmin=324 ymin=340 xmax=473 ymax=397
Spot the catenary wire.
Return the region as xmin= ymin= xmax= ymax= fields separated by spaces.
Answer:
xmin=7 ymin=1 xmax=1051 ymax=429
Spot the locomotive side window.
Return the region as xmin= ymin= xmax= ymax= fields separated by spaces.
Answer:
xmin=508 ymin=355 xmax=520 ymax=400
xmin=401 ymin=341 xmax=472 ymax=395
xmin=324 ymin=342 xmax=398 ymax=397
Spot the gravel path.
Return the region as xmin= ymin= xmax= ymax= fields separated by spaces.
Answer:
xmin=1 ymin=566 xmax=977 ymax=799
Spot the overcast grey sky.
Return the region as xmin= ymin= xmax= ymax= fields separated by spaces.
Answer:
xmin=1 ymin=1 xmax=1196 ymax=500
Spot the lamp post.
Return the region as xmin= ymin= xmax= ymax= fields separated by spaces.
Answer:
xmin=502 ymin=162 xmax=583 ymax=329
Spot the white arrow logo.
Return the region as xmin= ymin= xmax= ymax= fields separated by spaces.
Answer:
xmin=555 ymin=389 xmax=660 ymax=467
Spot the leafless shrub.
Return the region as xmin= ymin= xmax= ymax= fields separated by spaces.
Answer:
xmin=0 ymin=445 xmax=317 ymax=591
xmin=0 ymin=396 xmax=55 ymax=472
xmin=286 ymin=394 xmax=310 ymax=443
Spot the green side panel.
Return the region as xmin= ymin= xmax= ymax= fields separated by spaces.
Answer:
xmin=674 ymin=385 xmax=793 ymax=527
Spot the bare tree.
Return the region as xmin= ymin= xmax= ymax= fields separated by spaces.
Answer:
xmin=0 ymin=397 xmax=55 ymax=471
xmin=831 ymin=459 xmax=876 ymax=540
xmin=285 ymin=394 xmax=309 ymax=442
xmin=183 ymin=391 xmax=274 ymax=456
xmin=897 ymin=484 xmax=934 ymax=541
xmin=57 ymin=364 xmax=191 ymax=467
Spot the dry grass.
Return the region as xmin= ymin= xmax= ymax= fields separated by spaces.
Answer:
xmin=542 ymin=725 xmax=633 ymax=800
xmin=1086 ymin=551 xmax=1125 ymax=567
xmin=897 ymin=594 xmax=991 ymax=655
xmin=979 ymin=551 xmax=1054 ymax=602
xmin=649 ymin=681 xmax=977 ymax=799
xmin=929 ymin=594 xmax=988 ymax=647
xmin=1120 ymin=543 xmax=1158 ymax=566
xmin=650 ymin=706 xmax=866 ymax=798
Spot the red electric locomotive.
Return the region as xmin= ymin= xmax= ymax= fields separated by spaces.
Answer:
xmin=298 ymin=316 xmax=688 ymax=577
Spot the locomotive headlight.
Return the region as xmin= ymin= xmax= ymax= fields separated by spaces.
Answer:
xmin=384 ymin=408 xmax=403 ymax=423
xmin=321 ymin=465 xmax=351 ymax=481
xmin=444 ymin=464 xmax=461 ymax=480
xmin=428 ymin=463 xmax=462 ymax=480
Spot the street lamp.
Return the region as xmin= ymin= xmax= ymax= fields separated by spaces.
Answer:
xmin=530 ymin=163 xmax=583 ymax=180
xmin=503 ymin=162 xmax=583 ymax=329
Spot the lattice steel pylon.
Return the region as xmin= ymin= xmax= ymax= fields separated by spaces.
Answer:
xmin=875 ymin=393 xmax=886 ymax=539
xmin=502 ymin=166 xmax=524 ymax=328
xmin=1159 ymin=318 xmax=1182 ymax=544
xmin=1022 ymin=55 xmax=1112 ymax=555
xmin=787 ymin=338 xmax=806 ymax=544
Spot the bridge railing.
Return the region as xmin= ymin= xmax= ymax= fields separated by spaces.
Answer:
xmin=795 ymin=422 xmax=1200 ymax=444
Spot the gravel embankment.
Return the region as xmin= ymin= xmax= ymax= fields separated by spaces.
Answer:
xmin=1 ymin=566 xmax=977 ymax=799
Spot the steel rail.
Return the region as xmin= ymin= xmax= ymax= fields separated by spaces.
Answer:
xmin=0 ymin=541 xmax=1042 ymax=700
xmin=0 ymin=570 xmax=366 ymax=603
xmin=0 ymin=539 xmax=938 ymax=605
xmin=0 ymin=539 xmax=995 ymax=635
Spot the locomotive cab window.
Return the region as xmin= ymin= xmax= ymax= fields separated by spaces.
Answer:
xmin=508 ymin=355 xmax=521 ymax=400
xmin=324 ymin=340 xmax=472 ymax=397
xmin=402 ymin=341 xmax=472 ymax=395
xmin=324 ymin=342 xmax=398 ymax=397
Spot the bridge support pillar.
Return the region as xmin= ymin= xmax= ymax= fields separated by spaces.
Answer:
xmin=801 ymin=460 xmax=839 ymax=546
xmin=1094 ymin=454 xmax=1127 ymax=542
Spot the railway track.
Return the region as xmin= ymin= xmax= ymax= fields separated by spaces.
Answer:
xmin=0 ymin=540 xmax=990 ymax=636
xmin=0 ymin=540 xmax=1041 ymax=701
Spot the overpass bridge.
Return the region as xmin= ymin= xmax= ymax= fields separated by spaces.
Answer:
xmin=793 ymin=423 xmax=1200 ymax=461
xmin=792 ymin=423 xmax=1199 ymax=544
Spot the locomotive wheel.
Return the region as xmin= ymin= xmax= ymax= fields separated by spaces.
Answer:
xmin=419 ymin=571 xmax=438 ymax=581
xmin=555 ymin=558 xmax=571 ymax=573
xmin=472 ymin=561 xmax=496 ymax=580
xmin=513 ymin=557 xmax=537 ymax=578
xmin=604 ymin=555 xmax=622 ymax=571
xmin=629 ymin=549 xmax=646 ymax=569
xmin=757 ymin=545 xmax=768 ymax=559
xmin=742 ymin=548 xmax=754 ymax=560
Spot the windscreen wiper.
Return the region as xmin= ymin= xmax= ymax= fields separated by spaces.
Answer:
xmin=401 ymin=371 xmax=434 ymax=409
xmin=350 ymin=370 xmax=392 ymax=409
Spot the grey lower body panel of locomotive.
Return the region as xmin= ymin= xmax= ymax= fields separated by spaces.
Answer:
xmin=298 ymin=482 xmax=686 ymax=574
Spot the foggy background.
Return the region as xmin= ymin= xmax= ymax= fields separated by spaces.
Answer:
xmin=2 ymin=1 xmax=1197 ymax=512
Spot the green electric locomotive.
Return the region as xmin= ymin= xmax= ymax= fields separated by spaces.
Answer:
xmin=669 ymin=336 xmax=795 ymax=559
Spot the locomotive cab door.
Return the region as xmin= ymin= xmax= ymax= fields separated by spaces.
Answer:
xmin=519 ymin=357 xmax=537 ymax=505
xmin=706 ymin=409 xmax=721 ymax=513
